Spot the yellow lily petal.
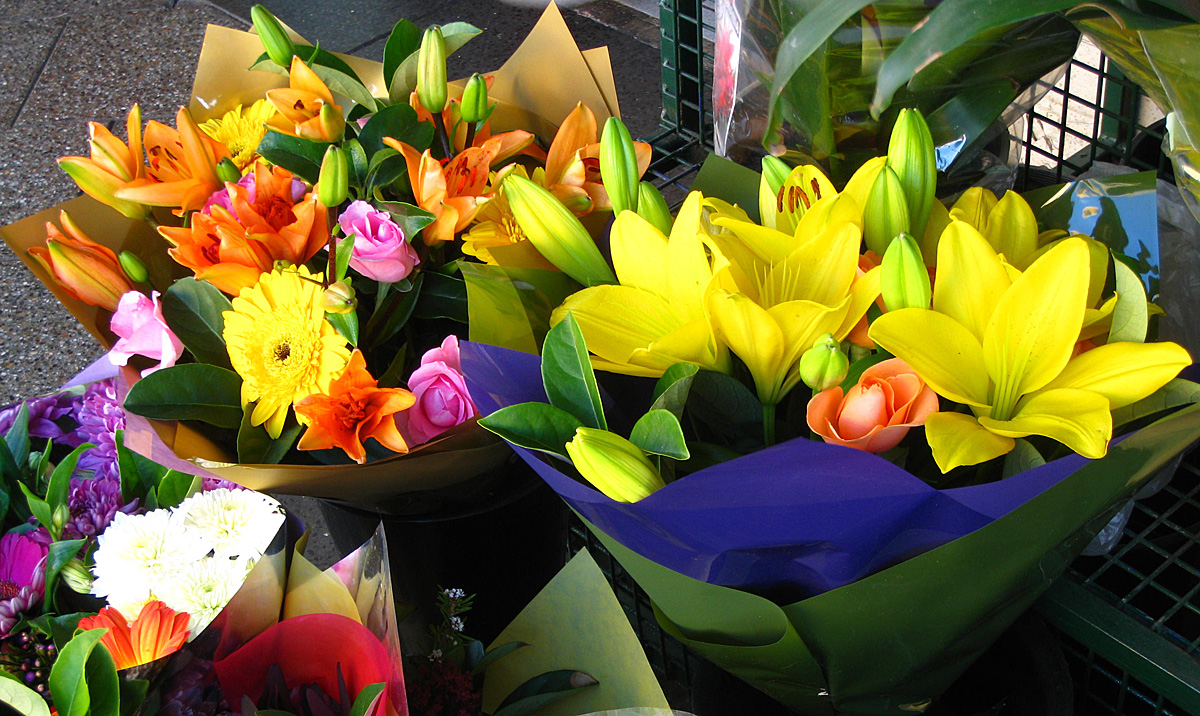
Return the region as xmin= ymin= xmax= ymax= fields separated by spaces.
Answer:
xmin=1080 ymin=295 xmax=1117 ymax=342
xmin=926 ymin=412 xmax=1016 ymax=473
xmin=772 ymin=222 xmax=861 ymax=308
xmin=1041 ymin=341 xmax=1192 ymax=408
xmin=984 ymin=191 xmax=1038 ymax=265
xmin=982 ymin=238 xmax=1089 ymax=418
xmin=978 ymin=388 xmax=1111 ymax=459
xmin=702 ymin=196 xmax=751 ymax=224
xmin=933 ymin=221 xmax=1011 ymax=342
xmin=840 ymin=156 xmax=886 ymax=213
xmin=775 ymin=164 xmax=836 ymax=234
xmin=919 ymin=198 xmax=950 ymax=267
xmin=631 ymin=318 xmax=728 ymax=374
xmin=796 ymin=193 xmax=863 ymax=238
xmin=834 ymin=266 xmax=881 ymax=341
xmin=708 ymin=289 xmax=786 ymax=404
xmin=949 ymin=186 xmax=998 ymax=230
xmin=711 ymin=216 xmax=797 ymax=266
xmin=869 ymin=308 xmax=992 ymax=407
xmin=610 ymin=210 xmax=669 ymax=298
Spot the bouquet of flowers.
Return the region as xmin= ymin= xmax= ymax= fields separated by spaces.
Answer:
xmin=460 ymin=110 xmax=1200 ymax=713
xmin=0 ymin=2 xmax=657 ymax=509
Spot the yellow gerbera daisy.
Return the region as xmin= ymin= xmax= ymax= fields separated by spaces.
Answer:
xmin=199 ymin=100 xmax=278 ymax=172
xmin=222 ymin=265 xmax=351 ymax=438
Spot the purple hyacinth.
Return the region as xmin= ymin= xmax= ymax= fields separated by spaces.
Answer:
xmin=68 ymin=379 xmax=125 ymax=482
xmin=0 ymin=392 xmax=74 ymax=441
xmin=62 ymin=476 xmax=139 ymax=541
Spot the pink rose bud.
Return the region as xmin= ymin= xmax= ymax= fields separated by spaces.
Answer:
xmin=398 ymin=336 xmax=478 ymax=445
xmin=107 ymin=290 xmax=184 ymax=376
xmin=339 ymin=200 xmax=420 ymax=283
xmin=806 ymin=357 xmax=939 ymax=454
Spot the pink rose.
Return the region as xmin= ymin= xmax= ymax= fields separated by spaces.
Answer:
xmin=107 ymin=290 xmax=184 ymax=376
xmin=397 ymin=336 xmax=478 ymax=445
xmin=339 ymin=200 xmax=419 ymax=283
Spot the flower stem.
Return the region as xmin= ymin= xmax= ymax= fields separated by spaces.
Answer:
xmin=762 ymin=403 xmax=776 ymax=447
xmin=464 ymin=121 xmax=477 ymax=149
xmin=325 ymin=216 xmax=339 ymax=287
xmin=432 ymin=113 xmax=453 ymax=159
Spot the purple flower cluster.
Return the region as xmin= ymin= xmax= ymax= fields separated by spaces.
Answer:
xmin=0 ymin=393 xmax=74 ymax=441
xmin=66 ymin=379 xmax=125 ymax=482
xmin=62 ymin=475 xmax=138 ymax=541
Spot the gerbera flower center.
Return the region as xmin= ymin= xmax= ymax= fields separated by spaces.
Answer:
xmin=0 ymin=580 xmax=19 ymax=600
xmin=274 ymin=342 xmax=292 ymax=362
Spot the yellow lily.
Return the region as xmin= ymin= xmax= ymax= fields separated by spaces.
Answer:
xmin=758 ymin=163 xmax=836 ymax=234
xmin=551 ymin=192 xmax=729 ymax=377
xmin=950 ymin=187 xmax=1041 ymax=266
xmin=58 ymin=105 xmax=149 ymax=220
xmin=704 ymin=212 xmax=880 ymax=406
xmin=869 ymin=223 xmax=1191 ymax=472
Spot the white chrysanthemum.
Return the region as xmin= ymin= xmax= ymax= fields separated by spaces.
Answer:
xmin=177 ymin=489 xmax=284 ymax=559
xmin=157 ymin=556 xmax=255 ymax=638
xmin=91 ymin=510 xmax=213 ymax=618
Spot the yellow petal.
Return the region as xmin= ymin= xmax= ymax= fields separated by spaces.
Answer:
xmin=283 ymin=552 xmax=361 ymax=622
xmin=925 ymin=412 xmax=1016 ymax=473
xmin=979 ymin=388 xmax=1111 ymax=459
xmin=869 ymin=308 xmax=992 ymax=407
xmin=711 ymin=216 xmax=796 ymax=266
xmin=555 ymin=286 xmax=684 ymax=373
xmin=949 ymin=186 xmax=998 ymax=230
xmin=933 ymin=221 xmax=1011 ymax=342
xmin=1041 ymin=341 xmax=1192 ymax=409
xmin=631 ymin=318 xmax=728 ymax=374
xmin=834 ymin=266 xmax=881 ymax=341
xmin=984 ymin=191 xmax=1038 ymax=265
xmin=708 ymin=289 xmax=785 ymax=404
xmin=840 ymin=156 xmax=886 ymax=213
xmin=667 ymin=193 xmax=716 ymax=322
xmin=772 ymin=222 xmax=860 ymax=307
xmin=610 ymin=210 xmax=669 ymax=297
xmin=919 ymin=198 xmax=950 ymax=266
xmin=982 ymin=237 xmax=1089 ymax=417
xmin=796 ymin=192 xmax=863 ymax=238
xmin=767 ymin=298 xmax=848 ymax=374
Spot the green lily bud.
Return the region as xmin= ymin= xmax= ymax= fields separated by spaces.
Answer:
xmin=600 ymin=117 xmax=639 ymax=216
xmin=460 ymin=73 xmax=494 ymax=125
xmin=565 ymin=427 xmax=666 ymax=503
xmin=118 ymin=251 xmax=149 ymax=284
xmin=864 ymin=165 xmax=910 ymax=255
xmin=799 ymin=333 xmax=848 ymax=392
xmin=758 ymin=155 xmax=790 ymax=230
xmin=60 ymin=557 xmax=94 ymax=594
xmin=886 ymin=108 xmax=936 ymax=240
xmin=251 ymin=5 xmax=297 ymax=68
xmin=322 ymin=280 xmax=357 ymax=314
xmin=880 ymin=233 xmax=931 ymax=311
xmin=52 ymin=502 xmax=69 ymax=535
xmin=216 ymin=157 xmax=241 ymax=184
xmin=504 ymin=174 xmax=617 ymax=286
xmin=318 ymin=145 xmax=349 ymax=208
xmin=636 ymin=181 xmax=672 ymax=235
xmin=417 ymin=26 xmax=448 ymax=113
xmin=318 ymin=103 xmax=345 ymax=143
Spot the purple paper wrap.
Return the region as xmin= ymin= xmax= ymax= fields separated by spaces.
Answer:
xmin=461 ymin=341 xmax=1095 ymax=600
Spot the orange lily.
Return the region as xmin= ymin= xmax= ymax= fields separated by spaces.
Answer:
xmin=294 ymin=350 xmax=416 ymax=463
xmin=409 ymin=81 xmax=541 ymax=162
xmin=266 ymin=56 xmax=345 ymax=142
xmin=386 ymin=137 xmax=502 ymax=245
xmin=543 ymin=103 xmax=651 ymax=215
xmin=158 ymin=164 xmax=328 ymax=295
xmin=30 ymin=211 xmax=134 ymax=311
xmin=114 ymin=108 xmax=230 ymax=216
xmin=57 ymin=105 xmax=149 ymax=220
xmin=78 ymin=601 xmax=190 ymax=670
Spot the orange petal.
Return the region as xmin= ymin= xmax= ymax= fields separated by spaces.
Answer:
xmin=546 ymin=103 xmax=596 ymax=186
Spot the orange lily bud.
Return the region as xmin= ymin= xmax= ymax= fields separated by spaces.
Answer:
xmin=29 ymin=212 xmax=134 ymax=311
xmin=57 ymin=106 xmax=150 ymax=220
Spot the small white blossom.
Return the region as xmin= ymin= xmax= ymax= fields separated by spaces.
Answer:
xmin=449 ymin=616 xmax=464 ymax=632
xmin=177 ymin=489 xmax=284 ymax=560
xmin=428 ymin=649 xmax=443 ymax=662
xmin=443 ymin=588 xmax=465 ymax=599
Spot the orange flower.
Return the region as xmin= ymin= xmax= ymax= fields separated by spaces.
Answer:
xmin=58 ymin=105 xmax=150 ymax=220
xmin=543 ymin=103 xmax=651 ymax=215
xmin=78 ymin=601 xmax=190 ymax=670
xmin=158 ymin=163 xmax=328 ymax=295
xmin=30 ymin=211 xmax=134 ymax=311
xmin=409 ymin=82 xmax=541 ymax=162
xmin=386 ymin=137 xmax=503 ymax=245
xmin=294 ymin=350 xmax=415 ymax=463
xmin=266 ymin=56 xmax=344 ymax=142
xmin=114 ymin=108 xmax=230 ymax=216
xmin=806 ymin=357 xmax=939 ymax=453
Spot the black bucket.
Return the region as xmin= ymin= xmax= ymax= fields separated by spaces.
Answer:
xmin=318 ymin=453 xmax=569 ymax=646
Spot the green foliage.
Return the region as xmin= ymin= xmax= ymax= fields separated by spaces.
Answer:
xmin=123 ymin=364 xmax=243 ymax=428
xmin=541 ymin=314 xmax=607 ymax=431
xmin=162 ymin=278 xmax=235 ymax=369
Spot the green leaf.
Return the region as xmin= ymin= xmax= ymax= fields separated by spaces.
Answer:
xmin=650 ymin=362 xmax=700 ymax=419
xmin=115 ymin=430 xmax=175 ymax=502
xmin=346 ymin=138 xmax=368 ymax=188
xmin=47 ymin=445 xmax=91 ymax=513
xmin=358 ymin=103 xmax=434 ymax=157
xmin=19 ymin=483 xmax=52 ymax=534
xmin=44 ymin=540 xmax=86 ymax=609
xmin=1001 ymin=438 xmax=1046 ymax=480
xmin=541 ymin=313 xmax=606 ymax=430
xmin=335 ymin=233 xmax=355 ymax=282
xmin=162 ymin=278 xmax=235 ymax=369
xmin=327 ymin=311 xmax=360 ymax=346
xmin=237 ymin=406 xmax=302 ymax=464
xmin=48 ymin=625 xmax=110 ymax=716
xmin=871 ymin=0 xmax=1080 ymax=117
xmin=840 ymin=352 xmax=892 ymax=392
xmin=1109 ymin=254 xmax=1149 ymax=343
xmin=4 ymin=403 xmax=30 ymax=470
xmin=383 ymin=19 xmax=421 ymax=89
xmin=366 ymin=152 xmax=410 ymax=196
xmin=1113 ymin=378 xmax=1200 ymax=429
xmin=250 ymin=45 xmax=367 ymax=87
xmin=687 ymin=370 xmax=763 ymax=442
xmin=375 ymin=201 xmax=437 ymax=237
xmin=629 ymin=409 xmax=690 ymax=460
xmin=493 ymin=670 xmax=598 ymax=716
xmin=348 ymin=682 xmax=387 ymax=716
xmin=309 ymin=63 xmax=378 ymax=112
xmin=156 ymin=472 xmax=203 ymax=509
xmin=0 ymin=422 xmax=21 ymax=481
xmin=118 ymin=679 xmax=149 ymax=716
xmin=478 ymin=403 xmax=582 ymax=458
xmin=376 ymin=344 xmax=409 ymax=388
xmin=123 ymin=364 xmax=243 ymax=429
xmin=414 ymin=271 xmax=468 ymax=323
xmin=366 ymin=272 xmax=424 ymax=349
xmin=470 ymin=641 xmax=528 ymax=676
xmin=256 ymin=130 xmax=331 ymax=184
xmin=31 ymin=612 xmax=86 ymax=649
xmin=387 ymin=22 xmax=483 ymax=103
xmin=0 ymin=677 xmax=51 ymax=716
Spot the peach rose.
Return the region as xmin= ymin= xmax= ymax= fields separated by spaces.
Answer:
xmin=806 ymin=357 xmax=939 ymax=453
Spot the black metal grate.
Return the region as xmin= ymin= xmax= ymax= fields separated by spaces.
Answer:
xmin=1062 ymin=632 xmax=1191 ymax=716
